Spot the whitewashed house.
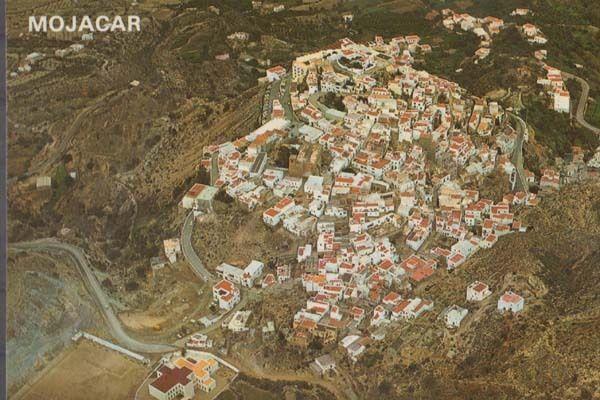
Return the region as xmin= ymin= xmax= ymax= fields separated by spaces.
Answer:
xmin=497 ymin=291 xmax=524 ymax=313
xmin=442 ymin=305 xmax=468 ymax=328
xmin=466 ymin=281 xmax=492 ymax=302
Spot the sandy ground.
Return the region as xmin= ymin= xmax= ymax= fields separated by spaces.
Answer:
xmin=118 ymin=313 xmax=168 ymax=330
xmin=15 ymin=340 xmax=149 ymax=400
xmin=117 ymin=262 xmax=213 ymax=339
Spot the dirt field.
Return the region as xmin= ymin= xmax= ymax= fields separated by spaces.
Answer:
xmin=16 ymin=341 xmax=149 ymax=400
xmin=119 ymin=313 xmax=168 ymax=331
xmin=193 ymin=202 xmax=300 ymax=271
xmin=117 ymin=262 xmax=213 ymax=340
xmin=216 ymin=373 xmax=336 ymax=400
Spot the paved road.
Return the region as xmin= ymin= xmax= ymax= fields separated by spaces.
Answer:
xmin=307 ymin=92 xmax=329 ymax=114
xmin=9 ymin=239 xmax=176 ymax=354
xmin=181 ymin=212 xmax=215 ymax=282
xmin=508 ymin=113 xmax=529 ymax=193
xmin=280 ymin=75 xmax=297 ymax=122
xmin=261 ymin=80 xmax=282 ymax=124
xmin=562 ymin=72 xmax=600 ymax=135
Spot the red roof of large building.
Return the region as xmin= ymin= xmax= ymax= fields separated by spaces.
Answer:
xmin=186 ymin=183 xmax=206 ymax=198
xmin=151 ymin=365 xmax=192 ymax=393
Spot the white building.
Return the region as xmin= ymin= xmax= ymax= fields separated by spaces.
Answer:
xmin=304 ymin=175 xmax=324 ymax=195
xmin=149 ymin=364 xmax=195 ymax=400
xmin=227 ymin=310 xmax=252 ymax=332
xmin=36 ymin=176 xmax=51 ymax=189
xmin=266 ymin=65 xmax=287 ymax=82
xmin=391 ymin=298 xmax=433 ymax=320
xmin=467 ymin=281 xmax=492 ymax=302
xmin=442 ymin=305 xmax=468 ymax=328
xmin=243 ymin=260 xmax=264 ymax=287
xmin=311 ymin=354 xmax=336 ymax=376
xmin=163 ymin=238 xmax=181 ymax=264
xmin=497 ymin=291 xmax=524 ymax=313
xmin=553 ymin=89 xmax=570 ymax=113
xmin=182 ymin=183 xmax=218 ymax=210
xmin=340 ymin=335 xmax=366 ymax=362
xmin=149 ymin=354 xmax=220 ymax=400
xmin=216 ymin=260 xmax=263 ymax=287
xmin=263 ymin=196 xmax=295 ymax=226
xmin=212 ymin=279 xmax=240 ymax=310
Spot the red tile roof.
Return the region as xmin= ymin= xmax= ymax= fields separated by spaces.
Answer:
xmin=151 ymin=365 xmax=192 ymax=393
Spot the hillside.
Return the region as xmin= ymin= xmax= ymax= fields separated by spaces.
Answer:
xmin=345 ymin=181 xmax=600 ymax=399
xmin=6 ymin=251 xmax=104 ymax=395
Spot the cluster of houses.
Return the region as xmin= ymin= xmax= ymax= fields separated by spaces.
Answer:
xmin=173 ymin=31 xmax=600 ymax=365
xmin=279 ymin=38 xmax=543 ymax=358
xmin=541 ymin=145 xmax=596 ymax=188
xmin=54 ymin=43 xmax=85 ymax=58
xmin=10 ymin=30 xmax=94 ymax=79
xmin=441 ymin=7 xmax=569 ymax=115
xmin=441 ymin=283 xmax=524 ymax=329
xmin=537 ymin=64 xmax=571 ymax=113
xmin=506 ymin=9 xmax=571 ymax=114
xmin=441 ymin=9 xmax=505 ymax=61
xmin=11 ymin=52 xmax=45 ymax=76
xmin=210 ymin=259 xmax=272 ymax=311
xmin=443 ymin=5 xmax=581 ymax=126
xmin=519 ymin=22 xmax=547 ymax=45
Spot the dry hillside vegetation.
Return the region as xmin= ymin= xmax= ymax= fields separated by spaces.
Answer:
xmin=6 ymin=252 xmax=104 ymax=395
xmin=192 ymin=200 xmax=300 ymax=271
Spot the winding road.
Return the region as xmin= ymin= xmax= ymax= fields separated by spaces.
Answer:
xmin=181 ymin=212 xmax=215 ymax=282
xmin=508 ymin=112 xmax=529 ymax=193
xmin=562 ymin=72 xmax=600 ymax=135
xmin=9 ymin=239 xmax=176 ymax=354
xmin=8 ymin=212 xmax=220 ymax=355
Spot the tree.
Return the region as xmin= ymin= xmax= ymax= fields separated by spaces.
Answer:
xmin=322 ymin=92 xmax=346 ymax=111
xmin=377 ymin=381 xmax=392 ymax=396
xmin=418 ymin=137 xmax=436 ymax=163
xmin=276 ymin=146 xmax=291 ymax=168
xmin=309 ymin=338 xmax=323 ymax=351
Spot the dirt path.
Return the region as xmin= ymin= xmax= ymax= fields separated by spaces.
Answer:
xmin=230 ymin=351 xmax=358 ymax=400
xmin=29 ymin=87 xmax=128 ymax=175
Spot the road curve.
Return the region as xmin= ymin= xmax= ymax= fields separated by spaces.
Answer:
xmin=508 ymin=112 xmax=529 ymax=193
xmin=9 ymin=239 xmax=175 ymax=354
xmin=562 ymin=72 xmax=600 ymax=134
xmin=181 ymin=212 xmax=215 ymax=282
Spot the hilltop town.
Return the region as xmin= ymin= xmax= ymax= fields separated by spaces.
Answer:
xmin=6 ymin=1 xmax=600 ymax=399
xmin=155 ymin=9 xmax=599 ymax=398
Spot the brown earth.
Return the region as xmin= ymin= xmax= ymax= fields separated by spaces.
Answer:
xmin=114 ymin=261 xmax=213 ymax=340
xmin=14 ymin=340 xmax=149 ymax=400
xmin=192 ymin=201 xmax=301 ymax=271
xmin=6 ymin=251 xmax=104 ymax=395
